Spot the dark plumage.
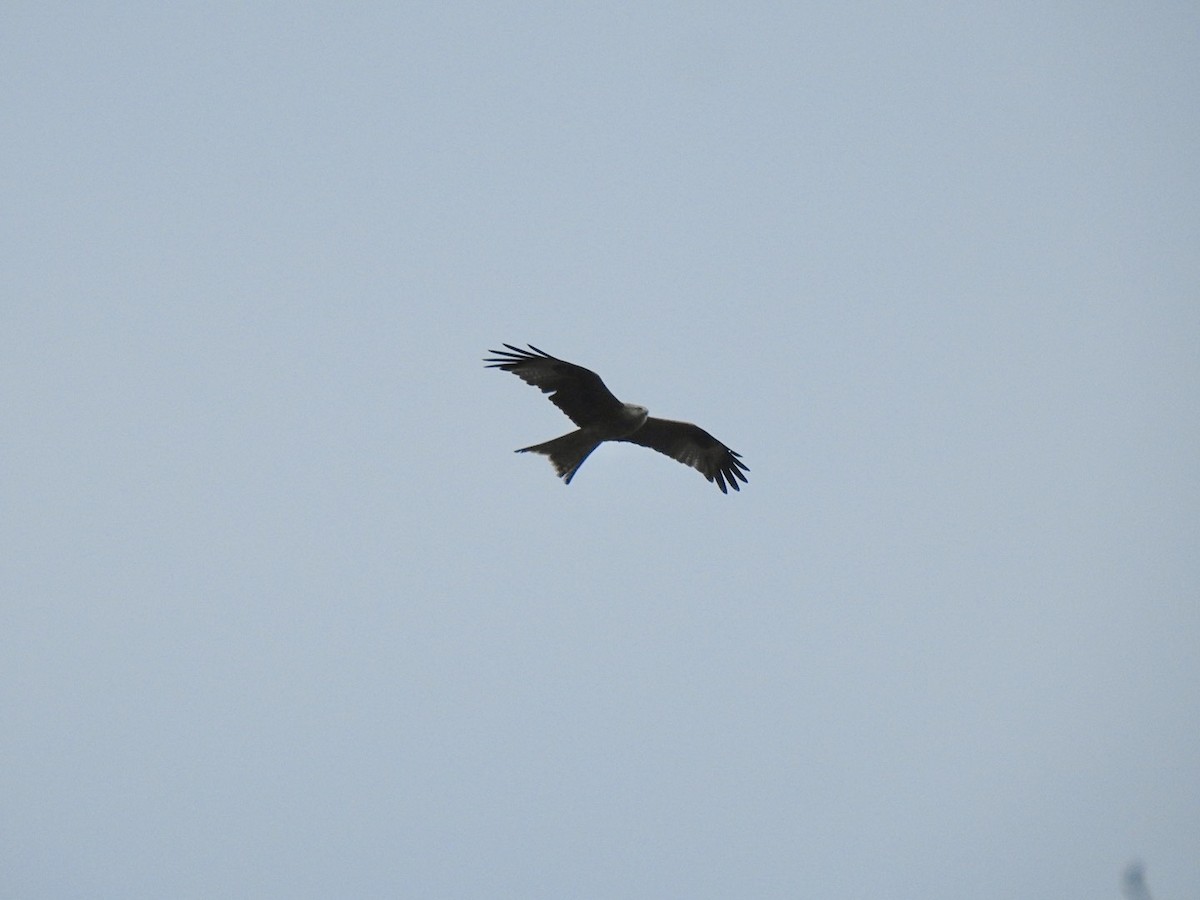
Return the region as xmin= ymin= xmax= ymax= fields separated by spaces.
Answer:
xmin=485 ymin=344 xmax=749 ymax=493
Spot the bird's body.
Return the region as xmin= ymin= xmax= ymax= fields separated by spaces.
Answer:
xmin=485 ymin=344 xmax=748 ymax=493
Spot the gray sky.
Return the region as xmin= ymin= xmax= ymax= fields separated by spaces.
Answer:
xmin=3 ymin=3 xmax=1197 ymax=898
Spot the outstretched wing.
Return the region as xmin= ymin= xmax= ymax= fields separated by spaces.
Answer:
xmin=485 ymin=344 xmax=624 ymax=427
xmin=618 ymin=417 xmax=750 ymax=493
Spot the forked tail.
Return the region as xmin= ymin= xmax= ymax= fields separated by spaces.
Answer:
xmin=517 ymin=430 xmax=600 ymax=484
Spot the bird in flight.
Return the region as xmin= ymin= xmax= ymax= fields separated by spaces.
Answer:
xmin=485 ymin=344 xmax=749 ymax=493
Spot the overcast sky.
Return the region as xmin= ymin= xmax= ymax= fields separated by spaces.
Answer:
xmin=3 ymin=3 xmax=1198 ymax=898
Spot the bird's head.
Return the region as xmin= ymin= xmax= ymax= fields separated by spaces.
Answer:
xmin=622 ymin=403 xmax=649 ymax=429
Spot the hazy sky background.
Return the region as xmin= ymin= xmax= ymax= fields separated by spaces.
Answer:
xmin=3 ymin=3 xmax=1197 ymax=898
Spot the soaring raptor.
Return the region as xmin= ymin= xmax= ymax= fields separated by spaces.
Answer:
xmin=485 ymin=344 xmax=749 ymax=493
